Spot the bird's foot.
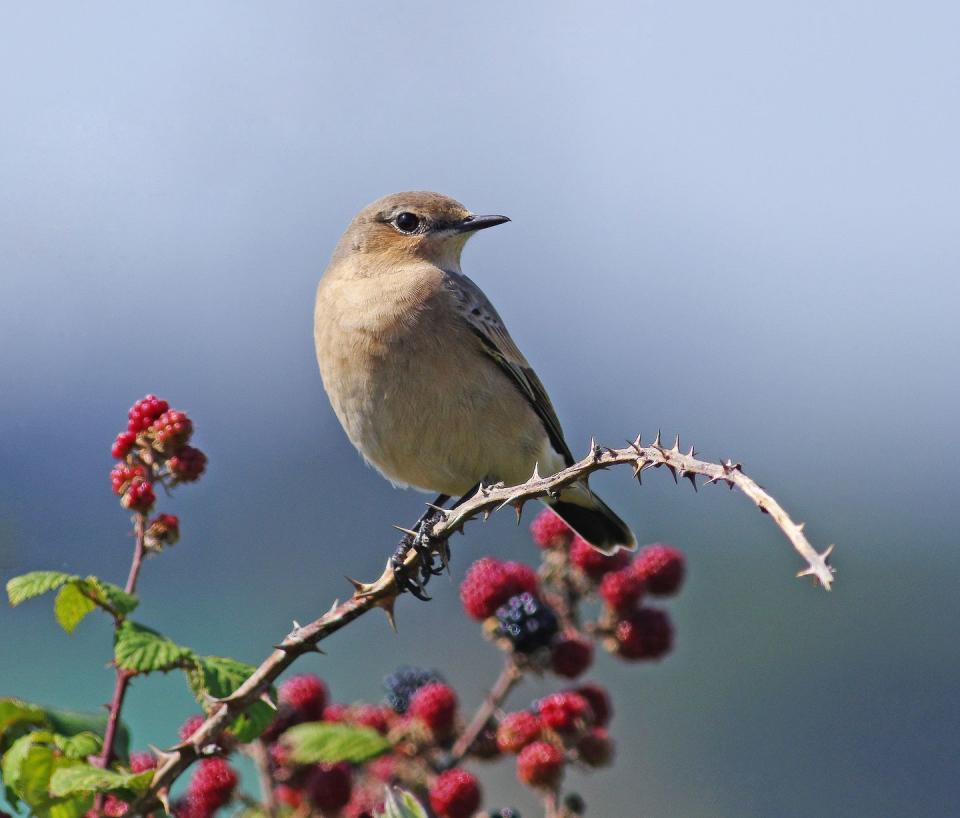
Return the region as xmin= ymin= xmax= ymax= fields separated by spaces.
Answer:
xmin=390 ymin=511 xmax=448 ymax=601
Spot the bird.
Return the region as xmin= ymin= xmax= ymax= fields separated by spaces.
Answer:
xmin=314 ymin=191 xmax=636 ymax=557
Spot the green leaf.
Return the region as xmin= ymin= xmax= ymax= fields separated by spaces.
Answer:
xmin=45 ymin=707 xmax=129 ymax=760
xmin=0 ymin=733 xmax=93 ymax=818
xmin=86 ymin=578 xmax=138 ymax=616
xmin=378 ymin=788 xmax=430 ymax=818
xmin=6 ymin=571 xmax=73 ymax=606
xmin=282 ymin=722 xmax=391 ymax=765
xmin=53 ymin=584 xmax=97 ymax=634
xmin=188 ymin=656 xmax=277 ymax=743
xmin=0 ymin=698 xmax=50 ymax=741
xmin=114 ymin=621 xmax=196 ymax=673
xmin=48 ymin=764 xmax=153 ymax=797
xmin=53 ymin=732 xmax=103 ymax=759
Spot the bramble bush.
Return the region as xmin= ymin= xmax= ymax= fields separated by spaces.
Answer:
xmin=2 ymin=394 xmax=688 ymax=818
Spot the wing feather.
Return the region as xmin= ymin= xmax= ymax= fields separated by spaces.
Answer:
xmin=443 ymin=272 xmax=574 ymax=465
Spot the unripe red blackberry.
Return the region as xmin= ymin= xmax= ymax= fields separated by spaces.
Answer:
xmin=569 ymin=536 xmax=630 ymax=581
xmin=613 ymin=607 xmax=674 ymax=660
xmin=129 ymin=751 xmax=157 ymax=773
xmin=110 ymin=463 xmax=146 ymax=495
xmin=103 ymin=795 xmax=128 ymax=817
xmin=187 ymin=758 xmax=238 ymax=814
xmin=429 ymin=769 xmax=482 ymax=818
xmin=322 ymin=703 xmax=350 ymax=722
xmin=535 ymin=691 xmax=593 ymax=734
xmin=496 ymin=711 xmax=541 ymax=754
xmin=576 ymin=727 xmax=614 ymax=767
xmin=353 ymin=703 xmax=393 ymax=734
xmin=632 ymin=544 xmax=686 ymax=595
xmin=145 ymin=513 xmax=180 ymax=549
xmin=128 ymin=395 xmax=169 ymax=433
xmin=150 ymin=410 xmax=193 ymax=452
xmin=503 ymin=561 xmax=538 ymax=596
xmin=111 ymin=431 xmax=137 ymax=460
xmin=409 ymin=682 xmax=457 ymax=736
xmin=279 ymin=673 xmax=327 ymax=722
xmin=550 ymin=635 xmax=593 ymax=679
xmin=178 ymin=714 xmax=206 ymax=743
xmin=273 ymin=785 xmax=303 ymax=808
xmin=307 ymin=762 xmax=352 ymax=812
xmin=517 ymin=741 xmax=565 ymax=790
xmin=460 ymin=558 xmax=520 ymax=620
xmin=168 ymin=445 xmax=207 ymax=483
xmin=599 ymin=567 xmax=645 ymax=614
xmin=574 ymin=683 xmax=612 ymax=728
xmin=530 ymin=508 xmax=574 ymax=549
xmin=121 ymin=479 xmax=155 ymax=513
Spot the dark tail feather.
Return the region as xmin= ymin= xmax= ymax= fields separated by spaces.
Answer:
xmin=546 ymin=491 xmax=636 ymax=555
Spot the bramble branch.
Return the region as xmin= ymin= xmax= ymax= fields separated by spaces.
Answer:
xmin=132 ymin=433 xmax=834 ymax=815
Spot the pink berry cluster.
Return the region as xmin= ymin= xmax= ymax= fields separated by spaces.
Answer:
xmin=531 ymin=508 xmax=686 ymax=661
xmin=250 ymin=672 xmax=485 ymax=818
xmin=109 ymin=393 xmax=207 ymax=544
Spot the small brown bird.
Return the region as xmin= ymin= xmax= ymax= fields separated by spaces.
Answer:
xmin=314 ymin=192 xmax=635 ymax=554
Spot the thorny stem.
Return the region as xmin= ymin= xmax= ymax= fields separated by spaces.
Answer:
xmin=450 ymin=659 xmax=523 ymax=762
xmin=247 ymin=740 xmax=277 ymax=818
xmin=95 ymin=512 xmax=148 ymax=813
xmin=131 ymin=434 xmax=835 ymax=815
xmin=544 ymin=789 xmax=561 ymax=818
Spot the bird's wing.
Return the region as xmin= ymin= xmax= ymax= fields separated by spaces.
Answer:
xmin=443 ymin=272 xmax=574 ymax=465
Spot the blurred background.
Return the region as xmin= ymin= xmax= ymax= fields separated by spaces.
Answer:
xmin=2 ymin=2 xmax=958 ymax=816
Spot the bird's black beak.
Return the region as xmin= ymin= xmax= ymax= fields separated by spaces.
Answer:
xmin=456 ymin=214 xmax=511 ymax=233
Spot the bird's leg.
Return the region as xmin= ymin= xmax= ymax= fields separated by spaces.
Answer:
xmin=391 ymin=494 xmax=450 ymax=599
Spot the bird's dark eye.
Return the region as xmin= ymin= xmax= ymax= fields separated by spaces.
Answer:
xmin=394 ymin=212 xmax=421 ymax=233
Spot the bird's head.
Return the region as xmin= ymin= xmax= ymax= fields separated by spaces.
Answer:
xmin=332 ymin=191 xmax=509 ymax=274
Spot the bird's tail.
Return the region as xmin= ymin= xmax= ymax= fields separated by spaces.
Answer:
xmin=545 ymin=481 xmax=636 ymax=555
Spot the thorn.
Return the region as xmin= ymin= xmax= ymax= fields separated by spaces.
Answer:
xmin=672 ymin=434 xmax=680 ymax=453
xmin=300 ymin=643 xmax=325 ymax=654
xmin=148 ymin=745 xmax=178 ymax=766
xmin=376 ymin=594 xmax=398 ymax=632
xmin=156 ymin=787 xmax=171 ymax=815
xmin=684 ymin=472 xmax=698 ymax=491
xmin=665 ymin=463 xmax=678 ymax=483
xmin=528 ymin=462 xmax=542 ymax=483
xmin=346 ymin=575 xmax=379 ymax=597
xmin=392 ymin=525 xmax=421 ymax=538
xmin=203 ymin=692 xmax=225 ymax=708
xmin=425 ymin=503 xmax=450 ymax=516
xmin=513 ymin=501 xmax=524 ymax=524
xmin=588 ymin=436 xmax=597 ymax=459
xmin=483 ymin=509 xmax=491 ymax=521
xmin=291 ymin=620 xmax=302 ymax=630
xmin=653 ymin=429 xmax=662 ymax=449
xmin=630 ymin=433 xmax=642 ymax=452
xmin=259 ymin=691 xmax=278 ymax=711
xmin=686 ymin=445 xmax=696 ymax=458
xmin=327 ymin=598 xmax=340 ymax=614
xmin=795 ymin=522 xmax=806 ymax=533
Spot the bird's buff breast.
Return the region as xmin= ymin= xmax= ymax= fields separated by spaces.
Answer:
xmin=314 ymin=275 xmax=544 ymax=495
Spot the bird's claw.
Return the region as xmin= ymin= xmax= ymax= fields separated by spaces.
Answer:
xmin=390 ymin=512 xmax=448 ymax=601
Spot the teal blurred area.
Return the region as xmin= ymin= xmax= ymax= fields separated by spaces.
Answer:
xmin=2 ymin=2 xmax=959 ymax=815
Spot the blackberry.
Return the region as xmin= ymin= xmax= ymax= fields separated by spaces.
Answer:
xmin=383 ymin=665 xmax=445 ymax=714
xmin=487 ymin=810 xmax=522 ymax=818
xmin=494 ymin=593 xmax=558 ymax=653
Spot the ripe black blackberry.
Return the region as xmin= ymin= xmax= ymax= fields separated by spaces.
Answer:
xmin=494 ymin=592 xmax=559 ymax=653
xmin=382 ymin=665 xmax=446 ymax=714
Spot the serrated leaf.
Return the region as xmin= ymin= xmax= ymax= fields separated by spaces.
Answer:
xmin=53 ymin=732 xmax=103 ymax=759
xmin=6 ymin=571 xmax=73 ymax=606
xmin=86 ymin=578 xmax=138 ymax=616
xmin=114 ymin=621 xmax=196 ymax=673
xmin=378 ymin=788 xmax=429 ymax=818
xmin=282 ymin=722 xmax=391 ymax=765
xmin=187 ymin=656 xmax=277 ymax=744
xmin=1 ymin=733 xmax=93 ymax=818
xmin=53 ymin=584 xmax=97 ymax=634
xmin=48 ymin=764 xmax=154 ymax=797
